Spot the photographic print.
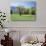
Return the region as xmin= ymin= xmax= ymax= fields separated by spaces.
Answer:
xmin=10 ymin=0 xmax=36 ymax=21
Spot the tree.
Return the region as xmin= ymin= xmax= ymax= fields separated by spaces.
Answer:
xmin=10 ymin=9 xmax=13 ymax=15
xmin=17 ymin=6 xmax=25 ymax=16
xmin=16 ymin=7 xmax=22 ymax=16
xmin=31 ymin=7 xmax=36 ymax=15
xmin=19 ymin=8 xmax=22 ymax=16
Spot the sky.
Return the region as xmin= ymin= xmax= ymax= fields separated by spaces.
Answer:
xmin=11 ymin=1 xmax=36 ymax=8
xmin=11 ymin=0 xmax=36 ymax=2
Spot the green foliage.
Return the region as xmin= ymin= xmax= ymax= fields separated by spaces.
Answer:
xmin=31 ymin=7 xmax=36 ymax=15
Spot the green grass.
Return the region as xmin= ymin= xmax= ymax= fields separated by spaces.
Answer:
xmin=11 ymin=14 xmax=36 ymax=21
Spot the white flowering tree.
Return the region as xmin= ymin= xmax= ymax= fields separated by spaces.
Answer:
xmin=0 ymin=11 xmax=6 ymax=28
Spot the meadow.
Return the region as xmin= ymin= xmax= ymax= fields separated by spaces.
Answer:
xmin=11 ymin=14 xmax=36 ymax=21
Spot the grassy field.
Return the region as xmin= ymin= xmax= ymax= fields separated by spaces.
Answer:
xmin=11 ymin=14 xmax=36 ymax=21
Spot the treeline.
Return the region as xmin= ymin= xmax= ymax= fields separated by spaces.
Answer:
xmin=10 ymin=6 xmax=36 ymax=15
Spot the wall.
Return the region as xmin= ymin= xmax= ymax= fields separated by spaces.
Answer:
xmin=0 ymin=0 xmax=46 ymax=28
xmin=0 ymin=0 xmax=46 ymax=27
xmin=5 ymin=0 xmax=46 ymax=28
xmin=1 ymin=0 xmax=45 ymax=32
